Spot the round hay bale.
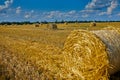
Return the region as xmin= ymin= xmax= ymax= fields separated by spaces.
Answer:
xmin=63 ymin=30 xmax=109 ymax=79
xmin=92 ymin=30 xmax=120 ymax=74
xmin=35 ymin=24 xmax=39 ymax=27
xmin=40 ymin=23 xmax=43 ymax=26
xmin=64 ymin=22 xmax=68 ymax=25
xmin=63 ymin=29 xmax=120 ymax=79
xmin=90 ymin=22 xmax=96 ymax=27
xmin=47 ymin=23 xmax=57 ymax=30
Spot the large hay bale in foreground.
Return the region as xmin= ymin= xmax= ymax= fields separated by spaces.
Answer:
xmin=92 ymin=30 xmax=120 ymax=74
xmin=63 ymin=30 xmax=109 ymax=79
xmin=102 ymin=26 xmax=120 ymax=33
xmin=47 ymin=23 xmax=57 ymax=30
xmin=63 ymin=29 xmax=120 ymax=79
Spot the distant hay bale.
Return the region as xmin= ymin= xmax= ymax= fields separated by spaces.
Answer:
xmin=40 ymin=23 xmax=43 ymax=26
xmin=3 ymin=24 xmax=8 ymax=26
xmin=35 ymin=24 xmax=39 ymax=27
xmin=47 ymin=23 xmax=57 ymax=30
xmin=64 ymin=22 xmax=68 ymax=25
xmin=63 ymin=29 xmax=120 ymax=79
xmin=90 ymin=22 xmax=96 ymax=27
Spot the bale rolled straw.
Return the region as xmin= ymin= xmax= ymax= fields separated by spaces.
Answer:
xmin=63 ymin=30 xmax=109 ymax=80
xmin=92 ymin=30 xmax=120 ymax=74
xmin=89 ymin=22 xmax=96 ymax=27
xmin=35 ymin=24 xmax=39 ymax=27
xmin=102 ymin=26 xmax=120 ymax=33
xmin=46 ymin=23 xmax=58 ymax=30
xmin=63 ymin=29 xmax=120 ymax=79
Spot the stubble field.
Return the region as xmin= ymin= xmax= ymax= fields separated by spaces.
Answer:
xmin=0 ymin=22 xmax=120 ymax=80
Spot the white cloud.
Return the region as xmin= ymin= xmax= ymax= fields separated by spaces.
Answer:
xmin=85 ymin=0 xmax=97 ymax=9
xmin=80 ymin=9 xmax=99 ymax=14
xmin=0 ymin=0 xmax=13 ymax=11
xmin=46 ymin=11 xmax=57 ymax=18
xmin=85 ymin=0 xmax=118 ymax=16
xmin=82 ymin=14 xmax=89 ymax=18
xmin=24 ymin=10 xmax=34 ymax=19
xmin=117 ymin=13 xmax=120 ymax=16
xmin=98 ymin=0 xmax=118 ymax=16
xmin=68 ymin=10 xmax=76 ymax=14
xmin=98 ymin=12 xmax=106 ymax=16
xmin=24 ymin=14 xmax=30 ymax=18
xmin=16 ymin=6 xmax=21 ymax=14
xmin=106 ymin=1 xmax=118 ymax=15
xmin=45 ymin=11 xmax=64 ymax=19
xmin=85 ymin=0 xmax=111 ymax=10
xmin=40 ymin=10 xmax=82 ymax=21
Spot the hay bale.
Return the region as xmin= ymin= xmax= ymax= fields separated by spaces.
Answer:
xmin=92 ymin=30 xmax=120 ymax=74
xmin=63 ymin=29 xmax=120 ymax=79
xmin=35 ymin=24 xmax=39 ymax=27
xmin=90 ymin=22 xmax=96 ymax=27
xmin=47 ymin=23 xmax=57 ymax=30
xmin=102 ymin=26 xmax=120 ymax=33
xmin=64 ymin=22 xmax=68 ymax=25
xmin=40 ymin=23 xmax=43 ymax=26
xmin=63 ymin=30 xmax=109 ymax=79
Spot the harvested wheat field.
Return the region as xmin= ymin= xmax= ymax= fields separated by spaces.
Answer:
xmin=0 ymin=22 xmax=120 ymax=80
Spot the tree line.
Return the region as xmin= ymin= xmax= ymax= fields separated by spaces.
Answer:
xmin=0 ymin=20 xmax=120 ymax=25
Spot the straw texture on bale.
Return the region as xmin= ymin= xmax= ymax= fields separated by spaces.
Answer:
xmin=92 ymin=30 xmax=120 ymax=74
xmin=63 ymin=30 xmax=109 ymax=80
xmin=102 ymin=26 xmax=120 ymax=33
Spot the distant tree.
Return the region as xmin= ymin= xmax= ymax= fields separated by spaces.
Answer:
xmin=41 ymin=21 xmax=48 ymax=24
xmin=60 ymin=20 xmax=64 ymax=23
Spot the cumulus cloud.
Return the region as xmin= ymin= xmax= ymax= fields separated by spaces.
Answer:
xmin=38 ymin=10 xmax=83 ymax=21
xmin=45 ymin=11 xmax=59 ymax=18
xmin=45 ymin=11 xmax=66 ymax=19
xmin=0 ymin=0 xmax=13 ymax=11
xmin=98 ymin=1 xmax=118 ymax=15
xmin=24 ymin=10 xmax=34 ymax=19
xmin=81 ymin=14 xmax=89 ymax=18
xmin=117 ymin=13 xmax=120 ymax=16
xmin=85 ymin=0 xmax=111 ymax=10
xmin=68 ymin=10 xmax=76 ymax=14
xmin=24 ymin=14 xmax=30 ymax=19
xmin=107 ymin=1 xmax=118 ymax=15
xmin=16 ymin=6 xmax=21 ymax=14
xmin=85 ymin=0 xmax=118 ymax=15
xmin=44 ymin=10 xmax=80 ymax=20
xmin=98 ymin=12 xmax=106 ymax=16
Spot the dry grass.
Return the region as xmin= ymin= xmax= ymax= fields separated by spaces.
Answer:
xmin=0 ymin=22 xmax=120 ymax=80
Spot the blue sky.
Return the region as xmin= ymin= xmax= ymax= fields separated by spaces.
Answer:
xmin=0 ymin=0 xmax=120 ymax=22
